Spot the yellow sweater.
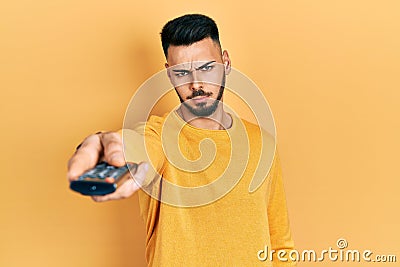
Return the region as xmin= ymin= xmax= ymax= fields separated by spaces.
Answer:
xmin=123 ymin=111 xmax=295 ymax=266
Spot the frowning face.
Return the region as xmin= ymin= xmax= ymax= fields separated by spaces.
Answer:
xmin=165 ymin=37 xmax=231 ymax=117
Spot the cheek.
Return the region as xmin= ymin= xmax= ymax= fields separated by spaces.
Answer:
xmin=175 ymin=86 xmax=191 ymax=99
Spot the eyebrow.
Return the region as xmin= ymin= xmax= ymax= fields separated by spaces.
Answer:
xmin=195 ymin=61 xmax=216 ymax=70
xmin=172 ymin=61 xmax=216 ymax=73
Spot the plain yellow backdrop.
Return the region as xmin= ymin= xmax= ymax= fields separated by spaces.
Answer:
xmin=1 ymin=0 xmax=399 ymax=266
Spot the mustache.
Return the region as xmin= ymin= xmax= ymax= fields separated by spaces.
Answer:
xmin=186 ymin=89 xmax=213 ymax=100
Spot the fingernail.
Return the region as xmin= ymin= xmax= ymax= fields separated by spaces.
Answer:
xmin=143 ymin=162 xmax=149 ymax=172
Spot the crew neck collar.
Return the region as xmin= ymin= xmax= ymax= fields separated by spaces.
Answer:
xmin=171 ymin=110 xmax=237 ymax=134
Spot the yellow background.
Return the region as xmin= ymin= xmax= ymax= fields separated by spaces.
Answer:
xmin=1 ymin=0 xmax=399 ymax=266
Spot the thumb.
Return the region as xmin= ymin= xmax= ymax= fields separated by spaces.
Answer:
xmin=129 ymin=161 xmax=150 ymax=189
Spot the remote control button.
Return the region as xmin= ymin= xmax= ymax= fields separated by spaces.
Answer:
xmin=105 ymin=177 xmax=115 ymax=183
xmin=96 ymin=168 xmax=110 ymax=178
xmin=107 ymin=168 xmax=124 ymax=178
xmin=85 ymin=168 xmax=98 ymax=175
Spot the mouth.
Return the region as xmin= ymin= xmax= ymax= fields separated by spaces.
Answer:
xmin=191 ymin=96 xmax=209 ymax=102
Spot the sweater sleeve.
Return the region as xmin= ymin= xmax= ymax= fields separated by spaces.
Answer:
xmin=267 ymin=151 xmax=297 ymax=266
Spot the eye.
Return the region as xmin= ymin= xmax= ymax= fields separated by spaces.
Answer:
xmin=175 ymin=71 xmax=190 ymax=77
xmin=199 ymin=65 xmax=214 ymax=71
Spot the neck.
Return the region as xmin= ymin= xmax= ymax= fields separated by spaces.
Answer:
xmin=177 ymin=104 xmax=232 ymax=130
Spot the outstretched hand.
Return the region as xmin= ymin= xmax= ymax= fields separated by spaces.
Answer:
xmin=67 ymin=131 xmax=148 ymax=201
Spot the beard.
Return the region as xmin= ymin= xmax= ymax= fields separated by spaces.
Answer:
xmin=176 ymin=76 xmax=226 ymax=117
xmin=181 ymin=86 xmax=224 ymax=117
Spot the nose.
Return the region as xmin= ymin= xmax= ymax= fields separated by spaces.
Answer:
xmin=191 ymin=81 xmax=203 ymax=91
xmin=190 ymin=70 xmax=203 ymax=91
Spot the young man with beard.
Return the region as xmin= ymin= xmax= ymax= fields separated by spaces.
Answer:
xmin=67 ymin=14 xmax=296 ymax=266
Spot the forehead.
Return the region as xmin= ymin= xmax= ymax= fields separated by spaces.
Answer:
xmin=166 ymin=37 xmax=222 ymax=66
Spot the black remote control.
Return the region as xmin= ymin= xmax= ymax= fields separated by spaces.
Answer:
xmin=70 ymin=162 xmax=137 ymax=196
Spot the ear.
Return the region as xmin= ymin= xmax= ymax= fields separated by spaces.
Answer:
xmin=222 ymin=50 xmax=231 ymax=75
xmin=165 ymin=63 xmax=171 ymax=79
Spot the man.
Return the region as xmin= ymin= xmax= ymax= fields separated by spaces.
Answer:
xmin=68 ymin=14 xmax=295 ymax=266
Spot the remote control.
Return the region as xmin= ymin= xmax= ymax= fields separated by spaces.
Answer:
xmin=70 ymin=162 xmax=137 ymax=196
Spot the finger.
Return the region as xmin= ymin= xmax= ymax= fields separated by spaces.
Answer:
xmin=67 ymin=134 xmax=102 ymax=181
xmin=91 ymin=179 xmax=137 ymax=202
xmin=101 ymin=132 xmax=125 ymax=167
xmin=129 ymin=161 xmax=150 ymax=188
xmin=91 ymin=162 xmax=149 ymax=202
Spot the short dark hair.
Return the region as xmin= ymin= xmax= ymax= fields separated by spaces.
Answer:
xmin=160 ymin=14 xmax=221 ymax=58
